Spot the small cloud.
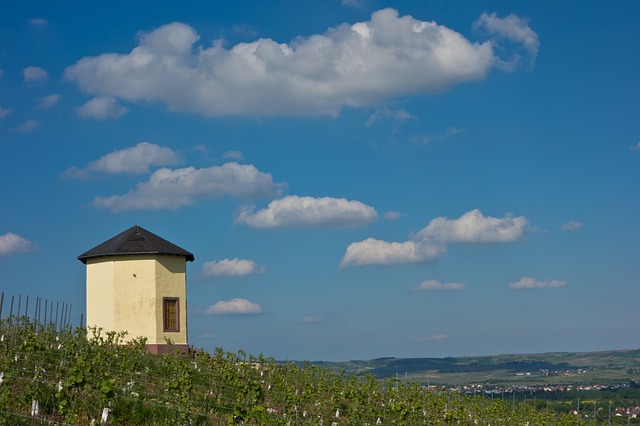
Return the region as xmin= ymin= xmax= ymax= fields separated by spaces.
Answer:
xmin=23 ymin=66 xmax=48 ymax=83
xmin=76 ymin=96 xmax=129 ymax=119
xmin=473 ymin=12 xmax=539 ymax=69
xmin=414 ymin=280 xmax=465 ymax=291
xmin=62 ymin=142 xmax=182 ymax=178
xmin=508 ymin=276 xmax=567 ymax=289
xmin=419 ymin=333 xmax=448 ymax=342
xmin=29 ymin=18 xmax=48 ymax=26
xmin=301 ymin=316 xmax=321 ymax=323
xmin=383 ymin=211 xmax=403 ymax=221
xmin=236 ymin=195 xmax=378 ymax=229
xmin=232 ymin=25 xmax=258 ymax=38
xmin=411 ymin=126 xmax=465 ymax=145
xmin=202 ymin=258 xmax=266 ymax=277
xmin=223 ymin=150 xmax=244 ymax=161
xmin=561 ymin=220 xmax=583 ymax=232
xmin=342 ymin=0 xmax=365 ymax=7
xmin=37 ymin=94 xmax=61 ymax=109
xmin=0 ymin=233 xmax=35 ymax=256
xmin=0 ymin=105 xmax=11 ymax=119
xmin=16 ymin=119 xmax=40 ymax=133
xmin=204 ymin=298 xmax=263 ymax=315
xmin=366 ymin=108 xmax=416 ymax=127
xmin=200 ymin=332 xmax=215 ymax=339
xmin=629 ymin=142 xmax=640 ymax=152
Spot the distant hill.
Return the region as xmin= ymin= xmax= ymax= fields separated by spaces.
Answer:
xmin=307 ymin=349 xmax=640 ymax=386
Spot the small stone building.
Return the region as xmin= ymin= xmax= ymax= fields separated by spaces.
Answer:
xmin=78 ymin=225 xmax=194 ymax=354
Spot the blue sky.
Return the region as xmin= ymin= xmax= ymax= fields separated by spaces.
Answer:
xmin=1 ymin=0 xmax=639 ymax=361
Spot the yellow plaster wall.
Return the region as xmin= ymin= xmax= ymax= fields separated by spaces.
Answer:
xmin=155 ymin=255 xmax=187 ymax=345
xmin=86 ymin=258 xmax=115 ymax=333
xmin=85 ymin=254 xmax=188 ymax=346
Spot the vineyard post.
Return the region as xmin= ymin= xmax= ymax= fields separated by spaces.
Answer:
xmin=55 ymin=301 xmax=59 ymax=330
xmin=8 ymin=294 xmax=14 ymax=331
xmin=60 ymin=303 xmax=67 ymax=331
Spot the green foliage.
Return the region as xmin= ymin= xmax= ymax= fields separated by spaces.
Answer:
xmin=0 ymin=317 xmax=591 ymax=424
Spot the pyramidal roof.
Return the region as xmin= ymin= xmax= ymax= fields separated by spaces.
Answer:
xmin=78 ymin=225 xmax=194 ymax=264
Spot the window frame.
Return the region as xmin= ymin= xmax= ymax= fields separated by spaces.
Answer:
xmin=162 ymin=297 xmax=180 ymax=332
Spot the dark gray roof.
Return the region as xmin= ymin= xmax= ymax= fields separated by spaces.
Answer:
xmin=78 ymin=225 xmax=194 ymax=264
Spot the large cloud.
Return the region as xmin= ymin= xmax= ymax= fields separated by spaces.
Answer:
xmin=204 ymin=298 xmax=263 ymax=315
xmin=415 ymin=209 xmax=528 ymax=243
xmin=64 ymin=9 xmax=535 ymax=117
xmin=63 ymin=142 xmax=183 ymax=178
xmin=341 ymin=238 xmax=446 ymax=267
xmin=236 ymin=195 xmax=378 ymax=228
xmin=93 ymin=162 xmax=284 ymax=212
xmin=342 ymin=209 xmax=527 ymax=267
xmin=202 ymin=258 xmax=266 ymax=277
xmin=0 ymin=233 xmax=35 ymax=256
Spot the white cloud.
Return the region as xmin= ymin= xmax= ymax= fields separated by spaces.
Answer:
xmin=75 ymin=96 xmax=129 ymax=119
xmin=629 ymin=142 xmax=640 ymax=152
xmin=37 ymin=94 xmax=61 ymax=109
xmin=341 ymin=238 xmax=446 ymax=267
xmin=236 ymin=195 xmax=377 ymax=228
xmin=0 ymin=233 xmax=35 ymax=256
xmin=383 ymin=211 xmax=403 ymax=221
xmin=410 ymin=126 xmax=465 ymax=145
xmin=23 ymin=66 xmax=48 ymax=83
xmin=93 ymin=162 xmax=283 ymax=212
xmin=29 ymin=18 xmax=48 ymax=26
xmin=508 ymin=276 xmax=567 ymax=289
xmin=419 ymin=333 xmax=448 ymax=341
xmin=204 ymin=298 xmax=263 ymax=315
xmin=342 ymin=209 xmax=527 ymax=267
xmin=16 ymin=119 xmax=40 ymax=133
xmin=366 ymin=108 xmax=416 ymax=127
xmin=0 ymin=69 xmax=3 ymax=77
xmin=63 ymin=142 xmax=182 ymax=178
xmin=414 ymin=280 xmax=465 ymax=291
xmin=301 ymin=316 xmax=322 ymax=323
xmin=415 ymin=209 xmax=528 ymax=243
xmin=223 ymin=150 xmax=244 ymax=160
xmin=62 ymin=9 xmax=535 ymax=117
xmin=561 ymin=220 xmax=583 ymax=232
xmin=202 ymin=258 xmax=266 ymax=277
xmin=473 ymin=12 xmax=539 ymax=69
xmin=0 ymin=104 xmax=11 ymax=119
xmin=342 ymin=0 xmax=365 ymax=8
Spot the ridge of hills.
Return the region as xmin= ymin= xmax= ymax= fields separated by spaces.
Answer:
xmin=306 ymin=348 xmax=640 ymax=386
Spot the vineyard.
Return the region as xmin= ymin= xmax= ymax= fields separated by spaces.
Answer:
xmin=1 ymin=317 xmax=589 ymax=425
